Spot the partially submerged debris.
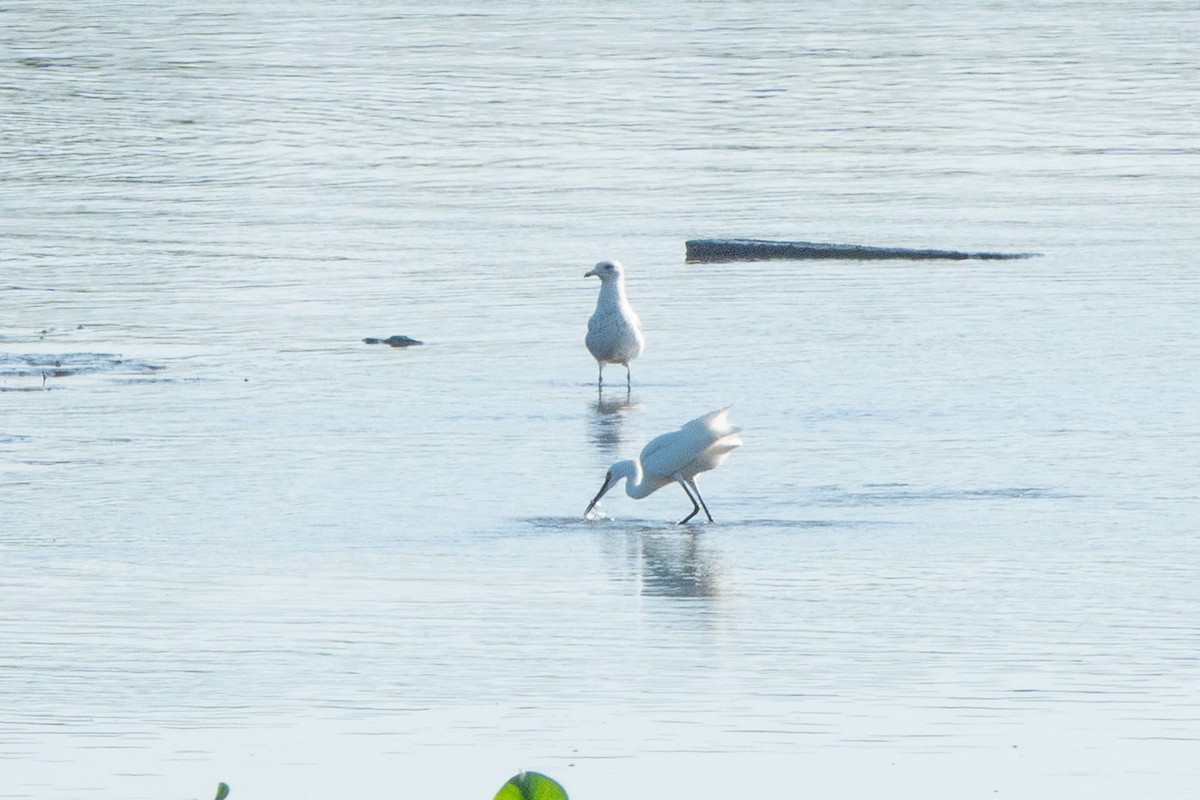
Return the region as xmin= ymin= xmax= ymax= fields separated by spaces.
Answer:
xmin=0 ymin=352 xmax=165 ymax=380
xmin=685 ymin=238 xmax=1041 ymax=263
xmin=362 ymin=335 xmax=424 ymax=348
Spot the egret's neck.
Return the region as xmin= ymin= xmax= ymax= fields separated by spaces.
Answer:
xmin=612 ymin=459 xmax=655 ymax=499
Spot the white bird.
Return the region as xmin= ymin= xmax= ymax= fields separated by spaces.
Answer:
xmin=585 ymin=407 xmax=742 ymax=524
xmin=585 ymin=260 xmax=644 ymax=390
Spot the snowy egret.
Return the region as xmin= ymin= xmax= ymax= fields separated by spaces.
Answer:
xmin=585 ymin=406 xmax=742 ymax=524
xmin=585 ymin=260 xmax=644 ymax=390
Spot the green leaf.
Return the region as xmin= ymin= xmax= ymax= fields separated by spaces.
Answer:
xmin=214 ymin=783 xmax=230 ymax=800
xmin=493 ymin=771 xmax=568 ymax=800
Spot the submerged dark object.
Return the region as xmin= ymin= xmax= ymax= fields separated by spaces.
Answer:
xmin=363 ymin=335 xmax=423 ymax=348
xmin=0 ymin=352 xmax=164 ymax=379
xmin=685 ymin=238 xmax=1041 ymax=263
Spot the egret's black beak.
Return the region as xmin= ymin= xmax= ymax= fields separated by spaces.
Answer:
xmin=585 ymin=473 xmax=614 ymax=517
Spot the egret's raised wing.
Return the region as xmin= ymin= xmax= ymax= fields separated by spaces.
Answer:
xmin=639 ymin=407 xmax=742 ymax=479
xmin=684 ymin=406 xmax=738 ymax=439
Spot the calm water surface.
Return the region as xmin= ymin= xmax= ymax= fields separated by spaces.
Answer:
xmin=2 ymin=2 xmax=1199 ymax=798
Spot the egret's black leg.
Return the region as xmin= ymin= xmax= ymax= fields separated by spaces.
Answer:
xmin=676 ymin=479 xmax=701 ymax=525
xmin=688 ymin=478 xmax=714 ymax=522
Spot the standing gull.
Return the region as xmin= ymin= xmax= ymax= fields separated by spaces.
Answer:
xmin=585 ymin=260 xmax=644 ymax=390
xmin=585 ymin=406 xmax=742 ymax=524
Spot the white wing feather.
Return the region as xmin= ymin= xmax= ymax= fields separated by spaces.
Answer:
xmin=640 ymin=406 xmax=742 ymax=480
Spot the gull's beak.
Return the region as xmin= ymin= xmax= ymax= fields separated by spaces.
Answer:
xmin=585 ymin=474 xmax=615 ymax=517
xmin=584 ymin=266 xmax=599 ymax=278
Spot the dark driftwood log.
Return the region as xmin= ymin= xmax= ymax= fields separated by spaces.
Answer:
xmin=685 ymin=238 xmax=1040 ymax=263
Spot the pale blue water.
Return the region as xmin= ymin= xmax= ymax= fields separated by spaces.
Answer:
xmin=3 ymin=2 xmax=1199 ymax=798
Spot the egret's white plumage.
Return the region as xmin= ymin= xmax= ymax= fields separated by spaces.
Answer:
xmin=585 ymin=407 xmax=742 ymax=524
xmin=585 ymin=260 xmax=644 ymax=389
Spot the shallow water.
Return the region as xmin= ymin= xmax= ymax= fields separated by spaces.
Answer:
xmin=3 ymin=2 xmax=1199 ymax=798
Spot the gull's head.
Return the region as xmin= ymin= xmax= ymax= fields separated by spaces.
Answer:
xmin=584 ymin=260 xmax=624 ymax=282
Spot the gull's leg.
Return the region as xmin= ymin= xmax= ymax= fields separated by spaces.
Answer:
xmin=687 ymin=478 xmax=714 ymax=522
xmin=625 ymin=362 xmax=632 ymax=390
xmin=597 ymin=361 xmax=604 ymax=388
xmin=675 ymin=478 xmax=701 ymax=525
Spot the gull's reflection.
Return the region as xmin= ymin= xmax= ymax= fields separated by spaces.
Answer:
xmin=587 ymin=389 xmax=637 ymax=458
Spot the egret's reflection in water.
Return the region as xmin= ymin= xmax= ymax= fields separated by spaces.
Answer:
xmin=636 ymin=528 xmax=720 ymax=599
xmin=602 ymin=525 xmax=722 ymax=600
